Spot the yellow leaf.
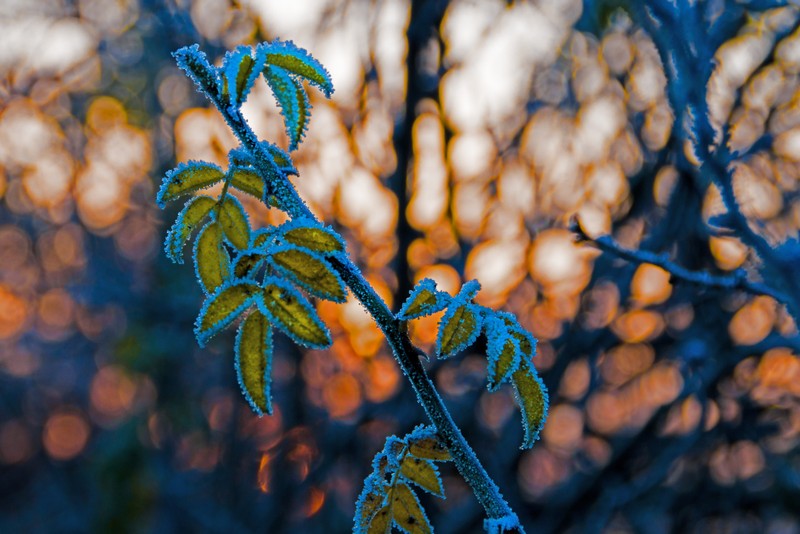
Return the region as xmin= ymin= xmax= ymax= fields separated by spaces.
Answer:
xmin=234 ymin=252 xmax=263 ymax=279
xmin=196 ymin=281 xmax=259 ymax=344
xmin=488 ymin=337 xmax=520 ymax=390
xmin=408 ymin=437 xmax=451 ymax=461
xmin=437 ymin=304 xmax=481 ymax=358
xmin=512 ymin=360 xmax=549 ymax=449
xmin=195 ymin=222 xmax=231 ymax=294
xmin=235 ymin=310 xmax=273 ymax=414
xmin=400 ymin=456 xmax=444 ymax=498
xmin=157 ymin=162 xmax=224 ymax=206
xmin=367 ymin=505 xmax=391 ymax=534
xmin=271 ymin=247 xmax=346 ymax=302
xmin=390 ymin=483 xmax=430 ymax=534
xmin=261 ymin=280 xmax=331 ymax=348
xmin=282 ymin=225 xmax=344 ymax=254
xmin=219 ymin=196 xmax=250 ymax=250
xmin=229 ymin=168 xmax=266 ymax=200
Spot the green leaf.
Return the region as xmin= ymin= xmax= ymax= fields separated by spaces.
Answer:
xmin=235 ymin=310 xmax=273 ymax=415
xmin=263 ymin=65 xmax=311 ymax=151
xmin=259 ymin=277 xmax=332 ymax=348
xmin=512 ymin=360 xmax=549 ymax=449
xmin=269 ymin=245 xmax=346 ymax=302
xmin=261 ymin=40 xmax=334 ymax=97
xmin=397 ymin=278 xmax=450 ymax=320
xmin=389 ymin=483 xmax=431 ymax=533
xmin=218 ymin=195 xmax=251 ymax=250
xmin=229 ymin=167 xmax=267 ymax=201
xmin=164 ymin=195 xmax=216 ymax=264
xmin=195 ymin=281 xmax=260 ymax=346
xmin=408 ymin=436 xmax=451 ymax=462
xmin=436 ymin=302 xmax=482 ymax=358
xmin=280 ymin=220 xmax=345 ymax=255
xmin=157 ymin=161 xmax=224 ymax=207
xmin=400 ymin=456 xmax=444 ymax=498
xmin=194 ymin=221 xmax=231 ymax=294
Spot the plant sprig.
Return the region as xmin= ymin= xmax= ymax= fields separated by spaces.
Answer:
xmin=157 ymin=40 xmax=549 ymax=533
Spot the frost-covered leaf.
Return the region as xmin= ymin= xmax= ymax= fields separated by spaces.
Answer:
xmin=156 ymin=161 xmax=224 ymax=208
xmin=235 ymin=310 xmax=273 ymax=415
xmin=498 ymin=311 xmax=537 ymax=360
xmin=218 ymin=195 xmax=251 ymax=250
xmin=400 ymin=456 xmax=444 ymax=498
xmin=397 ymin=278 xmax=451 ymax=320
xmin=408 ymin=437 xmax=451 ymax=462
xmin=278 ymin=218 xmax=345 ymax=255
xmin=264 ymin=142 xmax=296 ymax=174
xmin=487 ymin=335 xmax=520 ymax=391
xmin=355 ymin=474 xmax=388 ymax=534
xmin=484 ymin=315 xmax=522 ymax=391
xmin=260 ymin=40 xmax=334 ymax=97
xmin=229 ymin=167 xmax=267 ymax=201
xmin=233 ymin=251 xmax=265 ymax=279
xmin=259 ymin=276 xmax=331 ymax=348
xmin=172 ymin=45 xmax=222 ymax=104
xmin=264 ymin=65 xmax=310 ymax=151
xmin=389 ymin=483 xmax=431 ymax=534
xmin=251 ymin=228 xmax=277 ymax=249
xmin=195 ymin=280 xmax=260 ymax=346
xmin=164 ymin=195 xmax=216 ymax=263
xmin=223 ymin=45 xmax=264 ymax=106
xmin=512 ymin=360 xmax=549 ymax=449
xmin=368 ymin=506 xmax=391 ymax=534
xmin=269 ymin=245 xmax=346 ymax=302
xmin=194 ymin=221 xmax=231 ymax=294
xmin=436 ymin=282 xmax=483 ymax=358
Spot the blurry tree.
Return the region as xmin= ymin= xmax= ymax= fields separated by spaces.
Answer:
xmin=2 ymin=0 xmax=800 ymax=532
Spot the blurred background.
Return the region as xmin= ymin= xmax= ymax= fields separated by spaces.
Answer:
xmin=2 ymin=0 xmax=800 ymax=532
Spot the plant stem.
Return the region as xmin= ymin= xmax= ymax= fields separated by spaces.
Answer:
xmin=185 ymin=58 xmax=522 ymax=530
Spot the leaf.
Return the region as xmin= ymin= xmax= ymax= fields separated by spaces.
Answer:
xmin=259 ymin=276 xmax=332 ymax=348
xmin=436 ymin=302 xmax=483 ymax=358
xmin=223 ymin=45 xmax=264 ymax=106
xmin=278 ymin=218 xmax=345 ymax=255
xmin=368 ymin=506 xmax=392 ymax=534
xmin=263 ymin=142 xmax=297 ymax=174
xmin=233 ymin=251 xmax=265 ymax=279
xmin=485 ymin=319 xmax=521 ymax=391
xmin=397 ymin=278 xmax=451 ymax=320
xmin=512 ymin=360 xmax=549 ymax=449
xmin=172 ymin=45 xmax=222 ymax=104
xmin=229 ymin=167 xmax=267 ymax=201
xmin=497 ymin=311 xmax=537 ymax=359
xmin=260 ymin=40 xmax=334 ymax=97
xmin=218 ymin=195 xmax=251 ymax=250
xmin=263 ymin=65 xmax=311 ymax=151
xmin=400 ymin=456 xmax=444 ymax=498
xmin=355 ymin=474 xmax=388 ymax=534
xmin=251 ymin=228 xmax=277 ymax=249
xmin=156 ymin=161 xmax=224 ymax=208
xmin=164 ymin=195 xmax=216 ymax=263
xmin=235 ymin=310 xmax=273 ymax=415
xmin=269 ymin=245 xmax=346 ymax=302
xmin=195 ymin=281 xmax=260 ymax=346
xmin=408 ymin=438 xmax=451 ymax=462
xmin=389 ymin=483 xmax=431 ymax=534
xmin=194 ymin=221 xmax=232 ymax=294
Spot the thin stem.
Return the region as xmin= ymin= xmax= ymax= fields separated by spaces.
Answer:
xmin=573 ymin=223 xmax=790 ymax=303
xmin=184 ymin=57 xmax=521 ymax=529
